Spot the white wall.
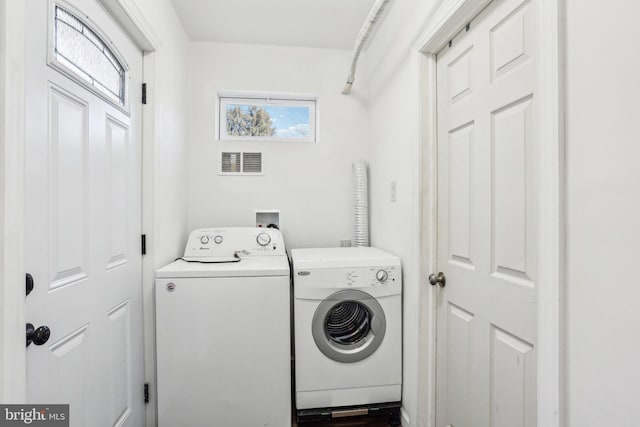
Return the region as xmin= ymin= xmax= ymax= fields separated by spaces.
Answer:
xmin=358 ymin=0 xmax=443 ymax=425
xmin=128 ymin=1 xmax=190 ymax=426
xmin=565 ymin=2 xmax=640 ymax=426
xmin=187 ymin=42 xmax=368 ymax=250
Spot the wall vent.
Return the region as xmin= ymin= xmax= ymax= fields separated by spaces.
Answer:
xmin=219 ymin=151 xmax=264 ymax=175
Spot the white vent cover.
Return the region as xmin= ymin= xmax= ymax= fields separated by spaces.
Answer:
xmin=219 ymin=151 xmax=264 ymax=175
xmin=242 ymin=152 xmax=262 ymax=173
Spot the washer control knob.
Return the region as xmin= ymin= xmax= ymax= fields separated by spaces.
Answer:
xmin=376 ymin=270 xmax=389 ymax=283
xmin=213 ymin=235 xmax=223 ymax=244
xmin=256 ymin=232 xmax=271 ymax=247
xmin=200 ymin=235 xmax=209 ymax=244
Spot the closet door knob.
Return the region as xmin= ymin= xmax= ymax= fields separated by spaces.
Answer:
xmin=428 ymin=272 xmax=446 ymax=288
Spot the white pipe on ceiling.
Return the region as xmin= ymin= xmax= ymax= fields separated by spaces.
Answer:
xmin=342 ymin=0 xmax=393 ymax=95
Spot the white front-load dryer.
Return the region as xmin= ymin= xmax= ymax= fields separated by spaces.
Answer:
xmin=292 ymin=247 xmax=402 ymax=417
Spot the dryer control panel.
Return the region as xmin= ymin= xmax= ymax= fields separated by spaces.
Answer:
xmin=184 ymin=227 xmax=286 ymax=258
xmin=337 ymin=266 xmax=400 ymax=287
xmin=295 ymin=266 xmax=400 ymax=289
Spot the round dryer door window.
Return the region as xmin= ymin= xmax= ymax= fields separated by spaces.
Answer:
xmin=312 ymin=289 xmax=386 ymax=363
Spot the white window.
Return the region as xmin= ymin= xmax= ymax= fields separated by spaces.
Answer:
xmin=51 ymin=5 xmax=127 ymax=107
xmin=218 ymin=93 xmax=318 ymax=142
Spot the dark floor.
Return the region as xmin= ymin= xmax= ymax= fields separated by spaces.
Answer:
xmin=292 ymin=414 xmax=394 ymax=427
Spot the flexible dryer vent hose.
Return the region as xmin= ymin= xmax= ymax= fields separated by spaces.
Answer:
xmin=353 ymin=160 xmax=369 ymax=247
xmin=342 ymin=0 xmax=393 ymax=94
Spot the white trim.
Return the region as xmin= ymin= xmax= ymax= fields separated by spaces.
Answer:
xmin=535 ymin=1 xmax=564 ymax=426
xmin=415 ymin=1 xmax=564 ymax=427
xmin=413 ymin=0 xmax=492 ymax=53
xmin=217 ymin=90 xmax=318 ymax=102
xmin=416 ymin=52 xmax=438 ymax=427
xmin=0 ymin=0 xmax=27 ymax=403
xmin=400 ymin=407 xmax=411 ymax=426
xmin=97 ymin=0 xmax=161 ymax=51
xmin=140 ymin=52 xmax=157 ymax=427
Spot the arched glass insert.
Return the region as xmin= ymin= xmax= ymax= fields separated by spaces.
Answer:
xmin=53 ymin=6 xmax=125 ymax=105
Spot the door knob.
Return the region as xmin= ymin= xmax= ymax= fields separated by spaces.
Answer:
xmin=26 ymin=323 xmax=51 ymax=347
xmin=26 ymin=273 xmax=34 ymax=296
xmin=428 ymin=272 xmax=446 ymax=287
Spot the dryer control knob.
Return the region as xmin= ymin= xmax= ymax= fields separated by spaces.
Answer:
xmin=214 ymin=235 xmax=223 ymax=244
xmin=376 ymin=270 xmax=389 ymax=283
xmin=256 ymin=232 xmax=271 ymax=246
xmin=200 ymin=235 xmax=210 ymax=244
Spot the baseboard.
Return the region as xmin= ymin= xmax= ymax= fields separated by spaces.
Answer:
xmin=401 ymin=407 xmax=410 ymax=426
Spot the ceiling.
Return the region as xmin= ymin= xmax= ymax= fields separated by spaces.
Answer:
xmin=170 ymin=0 xmax=377 ymax=49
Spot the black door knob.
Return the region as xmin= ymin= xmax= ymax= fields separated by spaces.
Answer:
xmin=26 ymin=273 xmax=34 ymax=296
xmin=26 ymin=323 xmax=34 ymax=347
xmin=26 ymin=323 xmax=51 ymax=347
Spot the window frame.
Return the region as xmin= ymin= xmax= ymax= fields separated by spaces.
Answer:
xmin=47 ymin=1 xmax=131 ymax=114
xmin=217 ymin=91 xmax=319 ymax=143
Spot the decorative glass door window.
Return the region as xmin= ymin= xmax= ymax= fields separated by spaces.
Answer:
xmin=52 ymin=5 xmax=126 ymax=106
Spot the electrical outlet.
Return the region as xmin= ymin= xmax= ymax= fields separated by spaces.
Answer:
xmin=390 ymin=181 xmax=397 ymax=202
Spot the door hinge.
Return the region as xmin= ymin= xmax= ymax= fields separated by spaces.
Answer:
xmin=144 ymin=383 xmax=149 ymax=404
xmin=141 ymin=234 xmax=147 ymax=255
xmin=142 ymin=83 xmax=147 ymax=104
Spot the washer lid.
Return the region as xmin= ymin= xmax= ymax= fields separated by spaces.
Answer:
xmin=291 ymin=247 xmax=400 ymax=269
xmin=156 ymin=256 xmax=290 ymax=278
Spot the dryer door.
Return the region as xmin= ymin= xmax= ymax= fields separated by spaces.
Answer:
xmin=312 ymin=289 xmax=386 ymax=363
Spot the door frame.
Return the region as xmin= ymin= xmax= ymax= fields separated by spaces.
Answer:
xmin=414 ymin=1 xmax=565 ymax=426
xmin=0 ymin=0 xmax=28 ymax=402
xmin=0 ymin=0 xmax=158 ymax=403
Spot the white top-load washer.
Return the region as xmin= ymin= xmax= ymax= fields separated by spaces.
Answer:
xmin=292 ymin=247 xmax=402 ymax=416
xmin=155 ymin=227 xmax=290 ymax=427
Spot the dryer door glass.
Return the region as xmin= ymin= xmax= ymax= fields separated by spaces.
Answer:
xmin=312 ymin=289 xmax=386 ymax=363
xmin=326 ymin=301 xmax=371 ymax=346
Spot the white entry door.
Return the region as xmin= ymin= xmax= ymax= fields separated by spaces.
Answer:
xmin=24 ymin=0 xmax=145 ymax=426
xmin=435 ymin=0 xmax=537 ymax=426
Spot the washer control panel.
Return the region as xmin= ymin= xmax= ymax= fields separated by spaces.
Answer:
xmin=184 ymin=227 xmax=286 ymax=258
xmin=338 ymin=266 xmax=399 ymax=288
xmin=256 ymin=232 xmax=272 ymax=247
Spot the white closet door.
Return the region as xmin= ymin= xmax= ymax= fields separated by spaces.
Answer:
xmin=435 ymin=0 xmax=538 ymax=426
